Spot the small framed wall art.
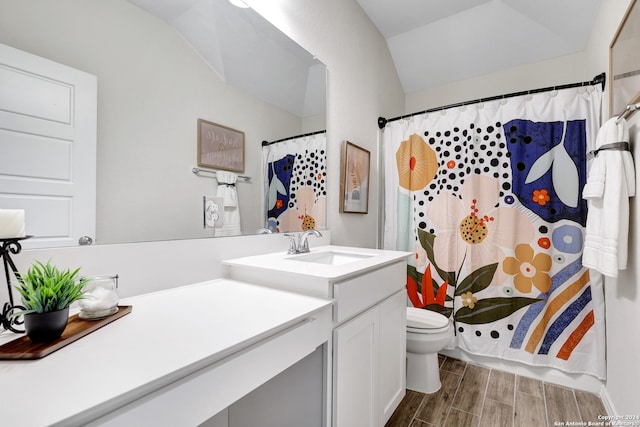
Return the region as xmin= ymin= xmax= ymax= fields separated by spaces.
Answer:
xmin=340 ymin=141 xmax=370 ymax=214
xmin=197 ymin=119 xmax=245 ymax=172
xmin=610 ymin=0 xmax=640 ymax=117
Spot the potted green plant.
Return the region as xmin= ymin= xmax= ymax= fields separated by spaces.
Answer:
xmin=13 ymin=260 xmax=89 ymax=342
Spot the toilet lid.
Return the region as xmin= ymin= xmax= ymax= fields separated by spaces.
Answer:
xmin=406 ymin=307 xmax=449 ymax=329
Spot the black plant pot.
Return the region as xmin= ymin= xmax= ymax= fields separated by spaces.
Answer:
xmin=24 ymin=307 xmax=70 ymax=343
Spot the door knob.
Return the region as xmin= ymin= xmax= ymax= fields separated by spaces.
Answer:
xmin=78 ymin=236 xmax=93 ymax=245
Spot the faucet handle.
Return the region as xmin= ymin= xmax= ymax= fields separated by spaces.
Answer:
xmin=283 ymin=233 xmax=298 ymax=254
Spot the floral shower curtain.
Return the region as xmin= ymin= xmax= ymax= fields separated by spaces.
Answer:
xmin=263 ymin=133 xmax=327 ymax=233
xmin=383 ymin=87 xmax=606 ymax=379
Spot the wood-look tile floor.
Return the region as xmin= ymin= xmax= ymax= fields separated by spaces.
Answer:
xmin=386 ymin=355 xmax=607 ymax=427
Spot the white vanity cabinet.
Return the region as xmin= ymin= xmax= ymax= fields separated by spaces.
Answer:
xmin=333 ymin=289 xmax=406 ymax=427
xmin=223 ymin=245 xmax=411 ymax=427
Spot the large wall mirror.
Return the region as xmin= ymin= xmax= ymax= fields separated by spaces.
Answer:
xmin=0 ymin=0 xmax=326 ymax=247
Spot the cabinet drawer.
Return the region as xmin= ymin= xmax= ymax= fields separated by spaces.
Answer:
xmin=333 ymin=261 xmax=406 ymax=323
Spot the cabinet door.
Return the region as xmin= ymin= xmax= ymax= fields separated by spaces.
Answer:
xmin=378 ymin=290 xmax=406 ymax=425
xmin=333 ymin=308 xmax=379 ymax=427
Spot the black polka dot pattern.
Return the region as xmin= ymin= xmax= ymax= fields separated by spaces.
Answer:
xmin=416 ymin=122 xmax=515 ymax=234
xmin=289 ymin=148 xmax=327 ymax=210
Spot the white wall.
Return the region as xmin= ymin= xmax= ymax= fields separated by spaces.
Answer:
xmin=406 ymin=52 xmax=588 ymax=113
xmin=0 ymin=0 xmax=305 ymax=244
xmin=584 ymin=0 xmax=640 ymax=416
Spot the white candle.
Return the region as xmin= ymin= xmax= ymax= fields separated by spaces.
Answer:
xmin=0 ymin=209 xmax=26 ymax=238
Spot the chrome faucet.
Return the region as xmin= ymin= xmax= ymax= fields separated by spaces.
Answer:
xmin=298 ymin=230 xmax=322 ymax=253
xmin=284 ymin=230 xmax=323 ymax=254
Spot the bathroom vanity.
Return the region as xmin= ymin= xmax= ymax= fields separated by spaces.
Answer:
xmin=0 ymin=279 xmax=332 ymax=426
xmin=224 ymin=245 xmax=412 ymax=427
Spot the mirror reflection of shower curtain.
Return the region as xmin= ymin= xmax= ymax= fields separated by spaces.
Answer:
xmin=382 ymin=86 xmax=607 ymax=380
xmin=262 ymin=133 xmax=327 ymax=233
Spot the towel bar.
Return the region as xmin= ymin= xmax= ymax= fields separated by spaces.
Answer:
xmin=616 ymin=102 xmax=640 ymax=123
xmin=192 ymin=167 xmax=251 ymax=182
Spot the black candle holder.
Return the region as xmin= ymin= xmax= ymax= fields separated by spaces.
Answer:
xmin=0 ymin=236 xmax=31 ymax=333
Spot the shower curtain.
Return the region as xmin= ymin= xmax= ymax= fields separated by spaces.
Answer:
xmin=383 ymin=86 xmax=606 ymax=379
xmin=263 ymin=133 xmax=327 ymax=233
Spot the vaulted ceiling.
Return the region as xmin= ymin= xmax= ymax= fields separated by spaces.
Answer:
xmin=128 ymin=0 xmax=603 ymax=112
xmin=128 ymin=0 xmax=325 ymax=118
xmin=356 ymin=0 xmax=603 ymax=93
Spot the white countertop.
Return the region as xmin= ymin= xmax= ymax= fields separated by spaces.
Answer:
xmin=223 ymin=245 xmax=412 ymax=281
xmin=0 ymin=279 xmax=332 ymax=426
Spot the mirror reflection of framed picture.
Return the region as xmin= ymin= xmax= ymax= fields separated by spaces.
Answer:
xmin=197 ymin=119 xmax=245 ymax=172
xmin=610 ymin=0 xmax=640 ymax=117
xmin=340 ymin=141 xmax=370 ymax=214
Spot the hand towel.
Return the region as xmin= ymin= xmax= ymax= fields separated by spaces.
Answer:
xmin=582 ymin=117 xmax=635 ymax=277
xmin=215 ymin=171 xmax=241 ymax=236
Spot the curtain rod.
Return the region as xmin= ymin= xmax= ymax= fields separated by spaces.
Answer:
xmin=377 ymin=72 xmax=606 ymax=129
xmin=262 ymin=129 xmax=326 ymax=146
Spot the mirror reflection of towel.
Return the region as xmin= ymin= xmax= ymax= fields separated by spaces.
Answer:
xmin=215 ymin=171 xmax=241 ymax=236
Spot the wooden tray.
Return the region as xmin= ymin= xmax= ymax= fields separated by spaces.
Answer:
xmin=0 ymin=305 xmax=132 ymax=360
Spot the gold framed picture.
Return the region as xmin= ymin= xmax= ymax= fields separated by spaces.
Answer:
xmin=197 ymin=119 xmax=244 ymax=172
xmin=340 ymin=141 xmax=370 ymax=214
xmin=610 ymin=0 xmax=640 ymax=117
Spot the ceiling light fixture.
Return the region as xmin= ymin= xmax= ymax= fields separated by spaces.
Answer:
xmin=229 ymin=0 xmax=250 ymax=8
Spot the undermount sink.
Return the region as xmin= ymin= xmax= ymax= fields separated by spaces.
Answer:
xmin=223 ymin=245 xmax=412 ymax=285
xmin=287 ymin=251 xmax=374 ymax=266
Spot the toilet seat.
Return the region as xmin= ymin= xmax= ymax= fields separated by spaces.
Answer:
xmin=407 ymin=307 xmax=450 ymax=332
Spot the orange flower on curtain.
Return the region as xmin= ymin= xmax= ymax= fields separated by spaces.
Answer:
xmin=532 ymin=189 xmax=551 ymax=206
xmin=502 ymin=243 xmax=553 ymax=293
xmin=396 ymin=134 xmax=438 ymax=191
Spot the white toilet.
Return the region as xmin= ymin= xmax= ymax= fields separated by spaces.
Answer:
xmin=406 ymin=307 xmax=454 ymax=394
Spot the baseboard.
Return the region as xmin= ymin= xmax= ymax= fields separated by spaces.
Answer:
xmin=599 ymin=386 xmax=618 ymax=416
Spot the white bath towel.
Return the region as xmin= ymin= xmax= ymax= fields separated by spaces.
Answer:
xmin=215 ymin=171 xmax=241 ymax=236
xmin=582 ymin=117 xmax=635 ymax=277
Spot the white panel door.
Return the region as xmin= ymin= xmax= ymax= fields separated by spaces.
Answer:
xmin=0 ymin=43 xmax=97 ymax=248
